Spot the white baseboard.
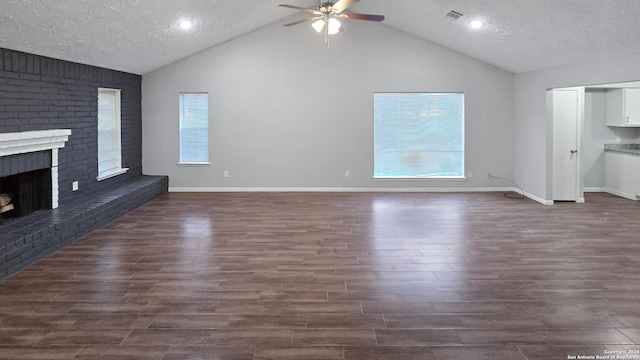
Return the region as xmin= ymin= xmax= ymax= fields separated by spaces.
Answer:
xmin=603 ymin=188 xmax=639 ymax=201
xmin=168 ymin=186 xmax=561 ymax=206
xmin=169 ymin=186 xmax=518 ymax=193
xmin=168 ymin=187 xmax=619 ymax=206
xmin=584 ymin=187 xmax=607 ymax=192
xmin=523 ymin=191 xmax=554 ymax=206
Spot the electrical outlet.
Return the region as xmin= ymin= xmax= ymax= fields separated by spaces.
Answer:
xmin=467 ymin=171 xmax=473 ymax=178
xmin=345 ymin=170 xmax=350 ymax=178
xmin=72 ymin=181 xmax=78 ymax=191
xmin=223 ymin=171 xmax=229 ymax=178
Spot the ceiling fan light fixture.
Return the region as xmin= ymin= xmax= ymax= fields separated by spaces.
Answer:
xmin=312 ymin=19 xmax=325 ymax=33
xmin=311 ymin=18 xmax=341 ymax=35
xmin=327 ymin=18 xmax=341 ymax=35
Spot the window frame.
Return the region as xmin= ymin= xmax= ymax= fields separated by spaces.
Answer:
xmin=373 ymin=92 xmax=466 ymax=179
xmin=179 ymin=92 xmax=210 ymax=165
xmin=96 ymin=88 xmax=128 ymax=181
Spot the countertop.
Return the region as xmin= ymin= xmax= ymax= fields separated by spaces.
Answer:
xmin=604 ymin=143 xmax=640 ymax=155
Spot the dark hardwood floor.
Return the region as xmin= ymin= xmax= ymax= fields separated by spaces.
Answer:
xmin=1 ymin=191 xmax=639 ymax=359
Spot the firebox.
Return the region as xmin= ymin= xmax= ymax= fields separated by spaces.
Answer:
xmin=0 ymin=169 xmax=52 ymax=219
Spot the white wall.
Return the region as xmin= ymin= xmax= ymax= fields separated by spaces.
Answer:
xmin=583 ymin=89 xmax=613 ymax=188
xmin=514 ymin=54 xmax=640 ymax=202
xmin=142 ymin=18 xmax=515 ymax=190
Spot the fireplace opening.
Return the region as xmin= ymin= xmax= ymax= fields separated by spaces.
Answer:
xmin=0 ymin=169 xmax=52 ymax=221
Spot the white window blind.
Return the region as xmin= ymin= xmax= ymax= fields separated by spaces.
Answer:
xmin=98 ymin=88 xmax=126 ymax=179
xmin=374 ymin=93 xmax=465 ymax=178
xmin=179 ymin=93 xmax=209 ymax=163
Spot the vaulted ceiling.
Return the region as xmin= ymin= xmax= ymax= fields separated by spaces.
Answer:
xmin=1 ymin=0 xmax=639 ymax=75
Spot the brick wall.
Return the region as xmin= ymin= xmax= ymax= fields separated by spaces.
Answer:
xmin=0 ymin=151 xmax=52 ymax=178
xmin=0 ymin=48 xmax=142 ymax=205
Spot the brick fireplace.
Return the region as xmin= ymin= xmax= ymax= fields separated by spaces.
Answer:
xmin=0 ymin=48 xmax=166 ymax=279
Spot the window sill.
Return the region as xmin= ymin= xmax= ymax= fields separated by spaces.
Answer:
xmin=97 ymin=168 xmax=129 ymax=181
xmin=178 ymin=162 xmax=211 ymax=166
xmin=374 ymin=176 xmax=467 ymax=181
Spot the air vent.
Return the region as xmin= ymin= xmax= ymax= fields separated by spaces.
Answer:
xmin=445 ymin=10 xmax=464 ymax=20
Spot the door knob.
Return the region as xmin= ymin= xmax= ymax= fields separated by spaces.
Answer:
xmin=570 ymin=150 xmax=578 ymax=154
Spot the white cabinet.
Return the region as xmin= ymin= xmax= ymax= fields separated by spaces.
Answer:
xmin=607 ymin=88 xmax=640 ymax=127
xmin=605 ymin=151 xmax=640 ymax=200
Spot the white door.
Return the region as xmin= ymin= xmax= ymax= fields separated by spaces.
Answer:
xmin=552 ymin=89 xmax=581 ymax=201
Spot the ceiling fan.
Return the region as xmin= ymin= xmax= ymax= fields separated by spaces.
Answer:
xmin=279 ymin=0 xmax=385 ymax=47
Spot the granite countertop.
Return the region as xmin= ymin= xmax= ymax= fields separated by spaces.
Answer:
xmin=604 ymin=143 xmax=640 ymax=155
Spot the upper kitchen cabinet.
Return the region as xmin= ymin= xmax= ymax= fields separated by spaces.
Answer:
xmin=607 ymin=88 xmax=640 ymax=127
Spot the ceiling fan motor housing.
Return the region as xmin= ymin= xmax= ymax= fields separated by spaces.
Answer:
xmin=318 ymin=2 xmax=337 ymax=14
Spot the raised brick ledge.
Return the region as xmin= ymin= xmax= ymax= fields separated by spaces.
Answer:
xmin=0 ymin=175 xmax=168 ymax=279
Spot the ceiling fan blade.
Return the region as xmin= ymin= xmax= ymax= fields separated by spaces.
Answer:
xmin=278 ymin=4 xmax=321 ymax=14
xmin=283 ymin=16 xmax=323 ymax=27
xmin=342 ymin=12 xmax=385 ymax=22
xmin=332 ymin=0 xmax=359 ymax=14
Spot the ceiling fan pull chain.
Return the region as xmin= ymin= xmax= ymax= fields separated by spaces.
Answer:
xmin=325 ymin=19 xmax=330 ymax=47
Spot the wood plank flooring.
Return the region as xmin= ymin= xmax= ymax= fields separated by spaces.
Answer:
xmin=1 ymin=191 xmax=640 ymax=359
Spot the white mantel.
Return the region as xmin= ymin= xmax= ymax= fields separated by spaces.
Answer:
xmin=0 ymin=129 xmax=72 ymax=209
xmin=0 ymin=129 xmax=71 ymax=157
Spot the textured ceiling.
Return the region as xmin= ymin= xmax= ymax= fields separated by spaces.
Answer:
xmin=1 ymin=0 xmax=639 ymax=75
xmin=365 ymin=0 xmax=640 ymax=73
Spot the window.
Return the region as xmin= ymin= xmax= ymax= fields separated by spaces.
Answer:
xmin=97 ymin=88 xmax=128 ymax=180
xmin=179 ymin=93 xmax=209 ymax=163
xmin=374 ymin=92 xmax=464 ymax=178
